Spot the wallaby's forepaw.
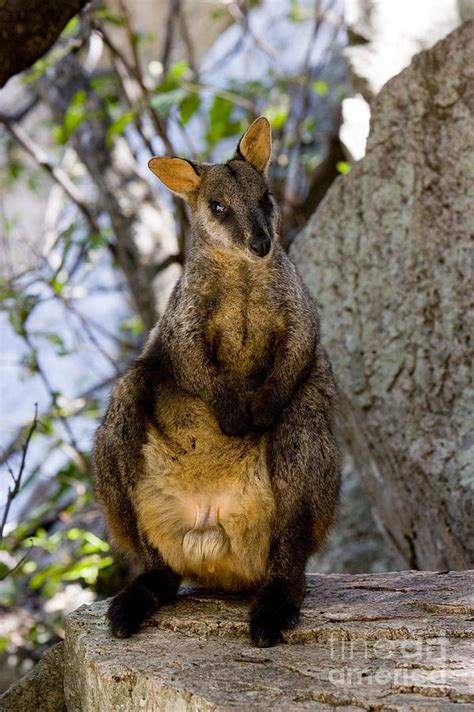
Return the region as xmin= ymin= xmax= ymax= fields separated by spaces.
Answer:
xmin=249 ymin=581 xmax=300 ymax=648
xmin=214 ymin=389 xmax=249 ymax=437
xmin=108 ymin=589 xmax=150 ymax=638
xmin=251 ymin=388 xmax=284 ymax=430
xmin=108 ymin=569 xmax=180 ymax=638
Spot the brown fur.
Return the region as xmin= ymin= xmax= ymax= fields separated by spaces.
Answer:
xmin=93 ymin=117 xmax=341 ymax=646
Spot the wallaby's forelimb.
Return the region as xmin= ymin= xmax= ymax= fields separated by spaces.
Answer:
xmin=108 ymin=565 xmax=182 ymax=638
xmin=251 ymin=280 xmax=318 ymax=428
xmin=153 ymin=284 xmax=248 ymax=435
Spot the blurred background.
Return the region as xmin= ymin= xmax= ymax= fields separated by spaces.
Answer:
xmin=0 ymin=0 xmax=471 ymax=692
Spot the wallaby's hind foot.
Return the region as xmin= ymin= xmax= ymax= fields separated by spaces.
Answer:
xmin=108 ymin=568 xmax=181 ymax=638
xmin=249 ymin=579 xmax=302 ymax=648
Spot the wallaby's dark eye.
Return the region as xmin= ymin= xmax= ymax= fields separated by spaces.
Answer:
xmin=210 ymin=201 xmax=227 ymax=216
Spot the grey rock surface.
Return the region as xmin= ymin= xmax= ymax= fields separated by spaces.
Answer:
xmin=291 ymin=22 xmax=474 ymax=570
xmin=0 ymin=642 xmax=65 ymax=712
xmin=61 ymin=571 xmax=474 ymax=710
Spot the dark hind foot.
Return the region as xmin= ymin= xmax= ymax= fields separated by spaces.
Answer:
xmin=108 ymin=568 xmax=181 ymax=638
xmin=250 ymin=580 xmax=301 ymax=648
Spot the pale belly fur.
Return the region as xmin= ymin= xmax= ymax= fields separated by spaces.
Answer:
xmin=135 ymin=381 xmax=276 ymax=590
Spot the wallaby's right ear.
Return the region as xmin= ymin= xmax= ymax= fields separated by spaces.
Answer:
xmin=148 ymin=157 xmax=201 ymax=199
xmin=235 ymin=116 xmax=272 ymax=174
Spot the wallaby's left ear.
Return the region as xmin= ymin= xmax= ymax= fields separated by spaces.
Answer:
xmin=148 ymin=156 xmax=201 ymax=200
xmin=235 ymin=116 xmax=272 ymax=174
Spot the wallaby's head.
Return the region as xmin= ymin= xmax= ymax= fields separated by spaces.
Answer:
xmin=148 ymin=117 xmax=280 ymax=260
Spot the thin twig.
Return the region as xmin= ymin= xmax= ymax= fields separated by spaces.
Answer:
xmin=228 ymin=2 xmax=277 ymax=59
xmin=94 ymin=19 xmax=190 ymax=258
xmin=0 ymin=94 xmax=39 ymax=124
xmin=1 ymin=404 xmax=38 ymax=538
xmin=22 ymin=332 xmax=85 ymax=463
xmin=115 ymin=1 xmax=175 ymax=154
xmin=177 ymin=0 xmax=197 ymax=76
xmin=161 ymin=0 xmax=178 ymax=74
xmin=62 ymin=298 xmax=122 ymax=374
xmin=1 ymin=120 xmax=100 ymax=236
xmin=0 ymin=553 xmax=29 ymax=581
xmin=0 ymin=374 xmax=118 ymax=467
xmin=180 ymin=80 xmax=255 ymax=113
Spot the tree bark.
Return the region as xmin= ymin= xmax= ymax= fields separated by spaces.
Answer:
xmin=0 ymin=0 xmax=89 ymax=87
xmin=291 ymin=22 xmax=474 ymax=570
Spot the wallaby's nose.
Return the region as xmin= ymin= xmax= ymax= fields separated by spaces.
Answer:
xmin=249 ymin=235 xmax=271 ymax=258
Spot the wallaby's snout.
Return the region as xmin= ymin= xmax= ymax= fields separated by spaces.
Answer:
xmin=250 ymin=233 xmax=271 ymax=258
xmin=149 ymin=117 xmax=279 ymax=259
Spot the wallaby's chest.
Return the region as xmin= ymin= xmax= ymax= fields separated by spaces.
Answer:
xmin=204 ymin=276 xmax=285 ymax=388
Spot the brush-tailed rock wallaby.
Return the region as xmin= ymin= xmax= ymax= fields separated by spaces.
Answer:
xmin=94 ymin=117 xmax=341 ymax=647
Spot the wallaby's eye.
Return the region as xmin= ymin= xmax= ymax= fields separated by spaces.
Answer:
xmin=210 ymin=201 xmax=227 ymax=216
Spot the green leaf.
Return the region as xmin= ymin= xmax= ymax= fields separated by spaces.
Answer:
xmin=50 ymin=277 xmax=65 ymax=294
xmin=8 ymin=294 xmax=38 ymax=336
xmin=336 ymin=161 xmax=352 ymax=175
xmin=106 ymin=111 xmax=135 ymax=147
xmin=56 ymin=89 xmax=87 ymax=144
xmin=22 ymin=350 xmax=39 ymax=375
xmin=206 ymin=96 xmax=242 ymax=145
xmin=44 ymin=333 xmax=64 ymax=348
xmin=179 ymin=93 xmax=200 ymax=125
xmin=264 ymin=97 xmax=289 ymax=131
xmin=313 ymin=80 xmax=328 ymax=96
xmin=289 ymin=0 xmax=305 ymax=22
xmin=120 ymin=317 xmax=144 ymax=336
xmin=42 ymin=332 xmax=68 ymax=355
xmin=22 ymin=45 xmax=71 ymax=83
xmin=93 ymin=8 xmax=124 ymax=26
xmin=150 ymin=88 xmax=187 ymax=114
xmin=61 ymin=16 xmax=79 ymax=38
xmin=87 ymin=231 xmax=109 ymax=251
xmin=168 ymin=61 xmax=189 ymax=82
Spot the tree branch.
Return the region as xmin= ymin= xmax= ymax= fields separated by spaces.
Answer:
xmin=1 ymin=405 xmax=38 ymax=538
xmin=0 ymin=0 xmax=89 ymax=87
xmin=1 ymin=119 xmax=101 ymax=236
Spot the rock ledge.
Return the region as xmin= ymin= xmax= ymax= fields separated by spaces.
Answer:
xmin=2 ymin=570 xmax=473 ymax=710
xmin=64 ymin=570 xmax=474 ymax=710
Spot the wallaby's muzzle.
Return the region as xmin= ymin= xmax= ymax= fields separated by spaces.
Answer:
xmin=250 ymin=235 xmax=271 ymax=258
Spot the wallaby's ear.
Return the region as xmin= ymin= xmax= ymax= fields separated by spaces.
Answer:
xmin=235 ymin=116 xmax=272 ymax=174
xmin=148 ymin=157 xmax=201 ymax=199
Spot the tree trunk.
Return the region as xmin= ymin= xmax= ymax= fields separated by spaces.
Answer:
xmin=0 ymin=0 xmax=89 ymax=87
xmin=290 ymin=22 xmax=474 ymax=570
